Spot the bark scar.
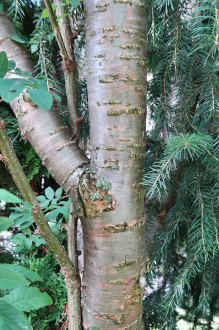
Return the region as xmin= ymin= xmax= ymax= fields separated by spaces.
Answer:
xmin=78 ymin=169 xmax=115 ymax=219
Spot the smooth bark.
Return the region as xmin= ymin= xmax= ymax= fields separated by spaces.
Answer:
xmin=0 ymin=13 xmax=88 ymax=207
xmin=0 ymin=1 xmax=148 ymax=327
xmin=82 ymin=1 xmax=147 ymax=328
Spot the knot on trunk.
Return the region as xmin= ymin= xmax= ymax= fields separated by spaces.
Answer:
xmin=78 ymin=168 xmax=115 ymax=218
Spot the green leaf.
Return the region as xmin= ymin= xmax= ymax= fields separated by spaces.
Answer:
xmin=42 ymin=5 xmax=57 ymax=18
xmin=14 ymin=215 xmax=32 ymax=226
xmin=0 ymin=52 xmax=8 ymax=78
xmin=51 ymin=198 xmax=58 ymax=205
xmin=0 ymin=300 xmax=32 ymax=330
xmin=55 ymin=187 xmax=62 ymax=198
xmin=92 ymin=327 xmax=99 ymax=330
xmin=2 ymin=287 xmax=52 ymax=312
xmin=9 ymin=213 xmax=22 ymax=220
xmin=14 ymin=68 xmax=32 ymax=77
xmin=30 ymin=235 xmax=45 ymax=247
xmin=45 ymin=187 xmax=55 ymax=200
xmin=0 ymin=217 xmax=13 ymax=232
xmin=28 ymin=88 xmax=53 ymax=110
xmin=53 ymin=93 xmax=61 ymax=102
xmin=10 ymin=234 xmax=26 ymax=247
xmin=0 ymin=190 xmax=23 ymax=203
xmin=70 ymin=0 xmax=83 ymax=9
xmin=0 ymin=78 xmax=26 ymax=102
xmin=8 ymin=60 xmax=16 ymax=69
xmin=19 ymin=219 xmax=34 ymax=230
xmin=56 ymin=12 xmax=68 ymax=21
xmin=21 ymin=227 xmax=32 ymax=236
xmin=45 ymin=209 xmax=59 ymax=220
xmin=48 ymin=220 xmax=61 ymax=236
xmin=24 ymin=237 xmax=32 ymax=249
xmin=1 ymin=264 xmax=42 ymax=282
xmin=10 ymin=35 xmax=25 ymax=44
xmin=42 ymin=8 xmax=48 ymax=18
xmin=22 ymin=201 xmax=33 ymax=209
xmin=0 ymin=265 xmax=29 ymax=290
xmin=30 ymin=77 xmax=47 ymax=89
xmin=30 ymin=43 xmax=38 ymax=53
xmin=57 ymin=205 xmax=69 ymax=219
xmin=36 ymin=195 xmax=46 ymax=202
xmin=39 ymin=199 xmax=50 ymax=208
xmin=14 ymin=244 xmax=25 ymax=252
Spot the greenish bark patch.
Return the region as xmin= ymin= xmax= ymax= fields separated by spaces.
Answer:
xmin=100 ymin=74 xmax=118 ymax=83
xmin=103 ymin=26 xmax=116 ymax=32
xmin=100 ymin=218 xmax=145 ymax=233
xmin=108 ymin=108 xmax=146 ymax=116
xmin=78 ymin=170 xmax=115 ymax=219
xmin=115 ymin=0 xmax=132 ymax=4
xmin=56 ymin=140 xmax=75 ymax=151
xmin=114 ymin=260 xmax=137 ymax=270
xmin=50 ymin=126 xmax=68 ymax=135
xmin=94 ymin=7 xmax=107 ymax=13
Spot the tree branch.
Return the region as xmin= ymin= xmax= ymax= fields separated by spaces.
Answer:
xmin=0 ymin=119 xmax=82 ymax=329
xmin=43 ymin=0 xmax=80 ymax=136
xmin=0 ymin=13 xmax=88 ymax=206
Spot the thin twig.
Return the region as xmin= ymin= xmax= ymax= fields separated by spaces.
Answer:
xmin=214 ymin=5 xmax=219 ymax=46
xmin=168 ymin=250 xmax=199 ymax=308
xmin=40 ymin=32 xmax=50 ymax=91
xmin=198 ymin=60 xmax=215 ymax=113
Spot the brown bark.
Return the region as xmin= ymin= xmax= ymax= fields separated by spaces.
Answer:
xmin=82 ymin=1 xmax=147 ymax=328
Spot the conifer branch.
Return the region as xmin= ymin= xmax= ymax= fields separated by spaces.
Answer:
xmin=215 ymin=5 xmax=219 ymax=46
xmin=167 ymin=250 xmax=200 ymax=310
xmin=179 ymin=54 xmax=197 ymax=120
xmin=196 ymin=165 xmax=207 ymax=255
xmin=198 ymin=60 xmax=215 ymax=113
xmin=212 ymin=206 xmax=219 ymax=249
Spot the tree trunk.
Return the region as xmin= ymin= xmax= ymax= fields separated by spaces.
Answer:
xmin=0 ymin=0 xmax=147 ymax=327
xmin=82 ymin=1 xmax=147 ymax=328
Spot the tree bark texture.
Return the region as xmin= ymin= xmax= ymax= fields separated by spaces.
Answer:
xmin=0 ymin=13 xmax=88 ymax=206
xmin=0 ymin=1 xmax=148 ymax=327
xmin=82 ymin=1 xmax=147 ymax=328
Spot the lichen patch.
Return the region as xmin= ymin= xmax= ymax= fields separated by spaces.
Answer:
xmin=78 ymin=170 xmax=115 ymax=219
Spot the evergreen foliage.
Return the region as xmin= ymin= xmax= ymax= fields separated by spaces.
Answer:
xmin=143 ymin=0 xmax=219 ymax=328
xmin=0 ymin=0 xmax=218 ymax=328
xmin=0 ymin=105 xmax=49 ymax=194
